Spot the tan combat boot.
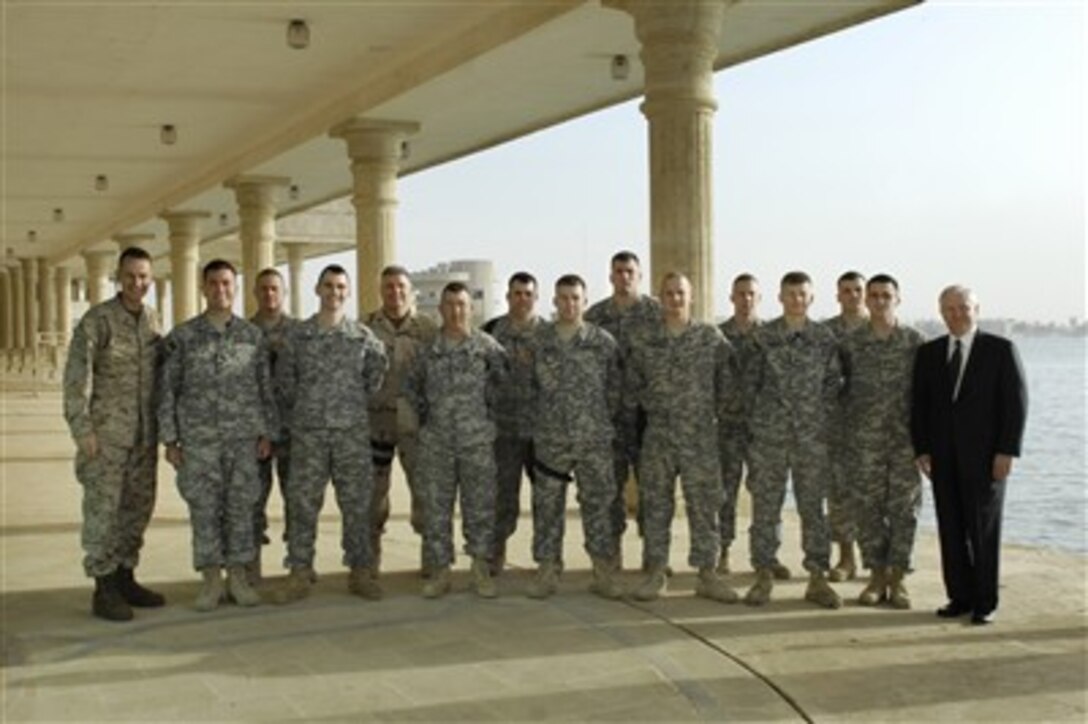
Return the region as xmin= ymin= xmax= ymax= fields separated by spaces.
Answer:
xmin=194 ymin=567 xmax=224 ymax=612
xmin=716 ymin=547 xmax=731 ymax=575
xmin=243 ymin=551 xmax=262 ymax=587
xmin=829 ymin=540 xmax=858 ymax=582
xmin=886 ymin=567 xmax=911 ymax=610
xmin=527 ymin=561 xmax=560 ymax=599
xmin=227 ymin=565 xmax=261 ymax=607
xmin=858 ymin=568 xmax=887 ymax=606
xmin=588 ymin=556 xmax=625 ymax=600
xmin=805 ymin=571 xmax=843 ymax=609
xmin=632 ymin=565 xmax=668 ymax=601
xmin=422 ymin=566 xmax=451 ymax=599
xmin=744 ymin=568 xmax=774 ymax=606
xmin=770 ymin=561 xmax=792 ymax=580
xmin=92 ymin=574 xmax=134 ymax=622
xmin=695 ymin=568 xmax=739 ymax=603
xmin=349 ymin=567 xmax=383 ymax=601
xmin=471 ymin=557 xmax=498 ymax=599
xmin=273 ymin=566 xmax=314 ymax=605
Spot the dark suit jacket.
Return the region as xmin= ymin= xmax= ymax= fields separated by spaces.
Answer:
xmin=911 ymin=331 xmax=1028 ymax=482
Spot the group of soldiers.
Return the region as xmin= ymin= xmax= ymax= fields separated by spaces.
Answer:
xmin=64 ymin=246 xmax=926 ymax=621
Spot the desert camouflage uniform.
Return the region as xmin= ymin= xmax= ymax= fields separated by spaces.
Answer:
xmin=481 ymin=314 xmax=541 ymax=557
xmin=746 ymin=317 xmax=842 ymax=573
xmin=364 ymin=309 xmax=437 ymax=564
xmin=159 ymin=315 xmax=278 ymax=571
xmin=841 ymin=323 xmax=926 ymax=570
xmin=585 ymin=294 xmax=660 ymax=538
xmin=405 ymin=330 xmax=507 ymax=568
xmin=63 ymin=295 xmax=162 ymax=578
xmin=250 ymin=312 xmax=298 ymax=548
xmin=530 ymin=322 xmax=621 ymax=564
xmin=629 ymin=320 xmax=735 ymax=570
xmin=717 ymin=317 xmax=762 ymax=549
xmin=822 ymin=314 xmax=865 ymax=545
xmin=278 ymin=316 xmax=387 ymax=571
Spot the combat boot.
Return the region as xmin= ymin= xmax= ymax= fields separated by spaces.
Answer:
xmin=632 ymin=565 xmax=667 ymax=601
xmin=194 ymin=567 xmax=224 ymax=613
xmin=273 ymin=566 xmax=314 ymax=605
xmin=588 ymin=556 xmax=625 ymax=600
xmin=471 ymin=557 xmax=498 ymax=599
xmin=715 ymin=547 xmax=731 ymax=575
xmin=422 ymin=566 xmax=451 ymax=599
xmin=769 ymin=561 xmax=792 ymax=580
xmin=886 ymin=567 xmax=911 ymax=610
xmin=744 ymin=568 xmax=774 ymax=606
xmin=804 ymin=571 xmax=842 ymax=609
xmin=526 ymin=561 xmax=560 ymax=599
xmin=244 ymin=551 xmax=262 ymax=587
xmin=92 ymin=575 xmax=133 ymax=622
xmin=349 ymin=567 xmax=383 ymax=600
xmin=695 ymin=568 xmax=739 ymax=603
xmin=115 ymin=566 xmax=166 ymax=607
xmin=227 ymin=566 xmax=261 ymax=607
xmin=829 ymin=540 xmax=858 ymax=582
xmin=857 ymin=568 xmax=887 ymax=606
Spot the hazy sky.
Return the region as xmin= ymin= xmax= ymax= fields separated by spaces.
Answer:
xmin=302 ymin=0 xmax=1084 ymax=325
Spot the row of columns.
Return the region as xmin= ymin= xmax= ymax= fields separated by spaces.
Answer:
xmin=5 ymin=0 xmax=725 ymax=355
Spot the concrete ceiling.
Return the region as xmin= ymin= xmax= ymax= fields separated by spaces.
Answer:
xmin=3 ymin=0 xmax=918 ymax=275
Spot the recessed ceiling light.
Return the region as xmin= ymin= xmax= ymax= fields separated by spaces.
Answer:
xmin=287 ymin=19 xmax=309 ymax=50
xmin=160 ymin=124 xmax=177 ymax=145
xmin=94 ymin=174 xmax=109 ymax=191
xmin=53 ymin=208 xmax=65 ymax=222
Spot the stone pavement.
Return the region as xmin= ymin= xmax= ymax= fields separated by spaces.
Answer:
xmin=2 ymin=388 xmax=1086 ymax=722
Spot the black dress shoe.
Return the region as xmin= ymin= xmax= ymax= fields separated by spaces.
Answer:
xmin=971 ymin=610 xmax=996 ymax=625
xmin=936 ymin=601 xmax=972 ymax=618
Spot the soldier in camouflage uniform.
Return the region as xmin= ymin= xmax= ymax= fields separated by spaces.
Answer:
xmin=249 ymin=268 xmax=298 ymax=582
xmin=275 ymin=265 xmax=388 ymax=603
xmin=744 ymin=271 xmax=843 ymax=609
xmin=481 ymin=271 xmax=541 ymax=575
xmin=159 ymin=260 xmax=278 ymax=612
xmin=841 ymin=274 xmax=925 ymax=609
xmin=585 ymin=250 xmax=660 ymax=566
xmin=405 ymin=282 xmax=507 ymax=599
xmin=64 ymin=246 xmax=165 ymax=621
xmin=526 ymin=274 xmax=624 ymax=600
xmin=627 ymin=273 xmax=739 ymax=604
xmin=364 ymin=266 xmax=438 ymax=576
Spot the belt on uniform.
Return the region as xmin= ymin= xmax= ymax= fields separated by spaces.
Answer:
xmin=532 ymin=458 xmax=573 ymax=483
xmin=371 ymin=439 xmax=395 ymax=467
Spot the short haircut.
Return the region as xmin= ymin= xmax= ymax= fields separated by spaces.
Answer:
xmin=508 ymin=271 xmax=537 ymax=289
xmin=381 ymin=264 xmax=410 ymax=280
xmin=837 ymin=270 xmax=866 ymax=285
xmin=780 ymin=270 xmax=812 ymax=288
xmin=555 ymin=273 xmax=586 ymax=292
xmin=442 ymin=281 xmax=470 ymax=299
xmin=318 ymin=264 xmax=349 ymax=284
xmin=610 ymin=250 xmax=640 ymax=267
xmin=202 ymin=259 xmax=237 ymax=280
xmin=118 ymin=246 xmax=152 ymax=267
xmin=732 ymin=272 xmax=758 ymax=287
xmin=659 ymin=271 xmax=691 ymax=293
xmin=254 ymin=268 xmax=284 ymax=285
xmin=867 ymin=273 xmax=899 ymax=291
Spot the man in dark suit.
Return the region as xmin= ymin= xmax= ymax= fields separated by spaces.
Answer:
xmin=911 ymin=285 xmax=1027 ymax=625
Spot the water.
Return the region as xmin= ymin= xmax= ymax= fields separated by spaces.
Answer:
xmin=918 ymin=335 xmax=1087 ymax=555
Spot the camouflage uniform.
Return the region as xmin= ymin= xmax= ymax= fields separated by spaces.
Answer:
xmin=405 ymin=330 xmax=507 ymax=568
xmin=628 ymin=320 xmax=734 ymax=570
xmin=822 ymin=314 xmax=865 ymax=545
xmin=841 ymin=323 xmax=925 ymax=570
xmin=364 ymin=309 xmax=437 ymax=564
xmin=481 ymin=314 xmax=541 ymax=557
xmin=746 ymin=317 xmax=842 ymax=572
xmin=717 ymin=317 xmax=762 ymax=550
xmin=278 ymin=316 xmax=387 ymax=571
xmin=250 ymin=312 xmax=298 ymax=548
xmin=159 ymin=315 xmax=278 ymax=571
xmin=584 ymin=294 xmax=660 ymax=539
xmin=530 ymin=322 xmax=621 ymax=564
xmin=63 ymin=296 xmax=162 ymax=578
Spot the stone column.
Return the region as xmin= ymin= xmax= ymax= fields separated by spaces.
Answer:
xmin=285 ymin=243 xmax=307 ymax=319
xmin=0 ymin=267 xmax=11 ymax=351
xmin=55 ymin=266 xmax=72 ymax=346
xmin=224 ymin=175 xmax=289 ymax=317
xmin=21 ymin=257 xmax=39 ymax=354
xmin=161 ymin=210 xmax=209 ymax=325
xmin=605 ymin=0 xmax=726 ymax=321
xmin=38 ymin=259 xmax=56 ymax=343
xmin=11 ymin=263 xmax=26 ymax=351
xmin=83 ymin=248 xmax=117 ymax=305
xmin=329 ymin=118 xmax=420 ymax=317
xmin=155 ymin=275 xmax=171 ymax=330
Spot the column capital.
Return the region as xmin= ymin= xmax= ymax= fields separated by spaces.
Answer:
xmin=224 ymin=175 xmax=291 ymax=207
xmin=161 ymin=209 xmax=212 ymax=222
xmin=329 ymin=118 xmax=421 ymax=160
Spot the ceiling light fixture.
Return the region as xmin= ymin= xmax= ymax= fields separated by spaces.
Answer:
xmin=611 ymin=54 xmax=630 ymax=81
xmin=28 ymin=230 xmax=38 ymax=243
xmin=400 ymin=141 xmax=410 ymax=161
xmin=160 ymin=124 xmax=177 ymax=145
xmin=94 ymin=174 xmax=109 ymax=191
xmin=219 ymin=213 xmax=229 ymax=226
xmin=287 ymin=19 xmax=310 ymax=50
xmin=289 ymin=184 xmax=300 ymax=201
xmin=53 ymin=207 xmax=65 ymax=222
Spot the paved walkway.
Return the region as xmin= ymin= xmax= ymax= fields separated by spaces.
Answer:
xmin=2 ymin=388 xmax=1085 ymax=722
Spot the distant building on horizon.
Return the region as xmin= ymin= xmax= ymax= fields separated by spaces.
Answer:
xmin=412 ymin=259 xmax=497 ymax=326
